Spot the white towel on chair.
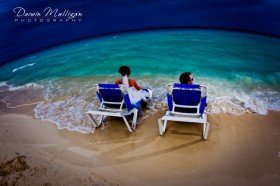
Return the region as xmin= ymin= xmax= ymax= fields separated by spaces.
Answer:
xmin=122 ymin=75 xmax=147 ymax=104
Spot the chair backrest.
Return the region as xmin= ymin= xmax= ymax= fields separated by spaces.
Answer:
xmin=98 ymin=84 xmax=123 ymax=102
xmin=96 ymin=84 xmax=134 ymax=111
xmin=172 ymin=84 xmax=201 ymax=106
xmin=167 ymin=84 xmax=206 ymax=115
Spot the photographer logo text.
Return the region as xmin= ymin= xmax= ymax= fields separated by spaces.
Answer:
xmin=13 ymin=7 xmax=83 ymax=23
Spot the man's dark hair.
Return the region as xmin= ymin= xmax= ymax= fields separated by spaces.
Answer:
xmin=118 ymin=66 xmax=131 ymax=76
xmin=179 ymin=72 xmax=192 ymax=84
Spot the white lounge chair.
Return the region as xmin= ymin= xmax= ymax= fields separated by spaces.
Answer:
xmin=158 ymin=83 xmax=210 ymax=139
xmin=87 ymin=84 xmax=151 ymax=132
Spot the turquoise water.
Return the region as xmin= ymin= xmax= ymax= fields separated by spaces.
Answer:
xmin=0 ymin=29 xmax=279 ymax=133
xmin=1 ymin=30 xmax=280 ymax=85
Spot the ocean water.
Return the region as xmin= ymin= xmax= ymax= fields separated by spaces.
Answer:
xmin=0 ymin=29 xmax=279 ymax=133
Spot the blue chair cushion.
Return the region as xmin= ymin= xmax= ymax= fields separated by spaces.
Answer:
xmin=170 ymin=84 xmax=204 ymax=114
xmin=97 ymin=84 xmax=134 ymax=111
xmin=98 ymin=86 xmax=123 ymax=103
xmin=173 ymin=84 xmax=201 ymax=106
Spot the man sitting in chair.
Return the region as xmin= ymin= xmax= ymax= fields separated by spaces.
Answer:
xmin=179 ymin=72 xmax=193 ymax=84
xmin=179 ymin=71 xmax=207 ymax=107
xmin=157 ymin=72 xmax=210 ymax=138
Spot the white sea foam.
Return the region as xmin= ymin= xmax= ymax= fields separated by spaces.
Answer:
xmin=0 ymin=82 xmax=9 ymax=93
xmin=0 ymin=81 xmax=43 ymax=93
xmin=0 ymin=82 xmax=44 ymax=108
xmin=34 ymin=95 xmax=97 ymax=133
xmin=0 ymin=81 xmax=7 ymax=87
xmin=8 ymin=83 xmax=43 ymax=91
xmin=12 ymin=63 xmax=35 ymax=73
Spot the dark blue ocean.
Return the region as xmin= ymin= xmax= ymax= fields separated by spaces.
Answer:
xmin=1 ymin=0 xmax=280 ymax=64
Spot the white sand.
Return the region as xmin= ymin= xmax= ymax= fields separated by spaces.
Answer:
xmin=0 ymin=102 xmax=279 ymax=185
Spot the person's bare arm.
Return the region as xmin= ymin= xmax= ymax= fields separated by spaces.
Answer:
xmin=130 ymin=79 xmax=142 ymax=90
xmin=115 ymin=79 xmax=122 ymax=85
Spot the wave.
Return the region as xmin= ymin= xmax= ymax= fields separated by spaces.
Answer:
xmin=0 ymin=81 xmax=44 ymax=91
xmin=0 ymin=81 xmax=7 ymax=86
xmin=12 ymin=63 xmax=35 ymax=73
xmin=0 ymin=82 xmax=44 ymax=108
xmin=8 ymin=82 xmax=43 ymax=91
xmin=0 ymin=81 xmax=8 ymax=93
xmin=207 ymin=91 xmax=280 ymax=115
xmin=0 ymin=81 xmax=43 ymax=93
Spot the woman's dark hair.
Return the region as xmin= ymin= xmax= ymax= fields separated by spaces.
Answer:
xmin=118 ymin=66 xmax=131 ymax=76
xmin=179 ymin=72 xmax=192 ymax=84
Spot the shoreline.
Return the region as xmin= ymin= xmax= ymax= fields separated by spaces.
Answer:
xmin=1 ymin=82 xmax=280 ymax=134
xmin=1 ymin=101 xmax=280 ymax=185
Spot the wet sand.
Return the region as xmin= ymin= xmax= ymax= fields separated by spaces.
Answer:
xmin=0 ymin=102 xmax=279 ymax=185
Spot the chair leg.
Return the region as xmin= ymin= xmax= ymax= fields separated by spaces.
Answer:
xmin=203 ymin=122 xmax=210 ymax=139
xmin=97 ymin=115 xmax=104 ymax=127
xmin=132 ymin=109 xmax=138 ymax=130
xmin=163 ymin=120 xmax=168 ymax=134
xmin=123 ymin=117 xmax=133 ymax=133
xmin=158 ymin=119 xmax=168 ymax=135
xmin=88 ymin=113 xmax=98 ymax=127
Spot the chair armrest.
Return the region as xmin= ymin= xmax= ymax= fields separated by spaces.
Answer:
xmin=200 ymin=85 xmax=207 ymax=97
xmin=199 ymin=97 xmax=207 ymax=115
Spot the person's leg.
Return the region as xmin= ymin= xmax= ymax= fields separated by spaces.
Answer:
xmin=141 ymin=101 xmax=147 ymax=109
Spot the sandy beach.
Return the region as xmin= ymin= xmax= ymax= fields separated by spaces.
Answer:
xmin=0 ymin=101 xmax=279 ymax=185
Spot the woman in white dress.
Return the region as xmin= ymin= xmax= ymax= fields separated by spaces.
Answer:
xmin=115 ymin=66 xmax=151 ymax=107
